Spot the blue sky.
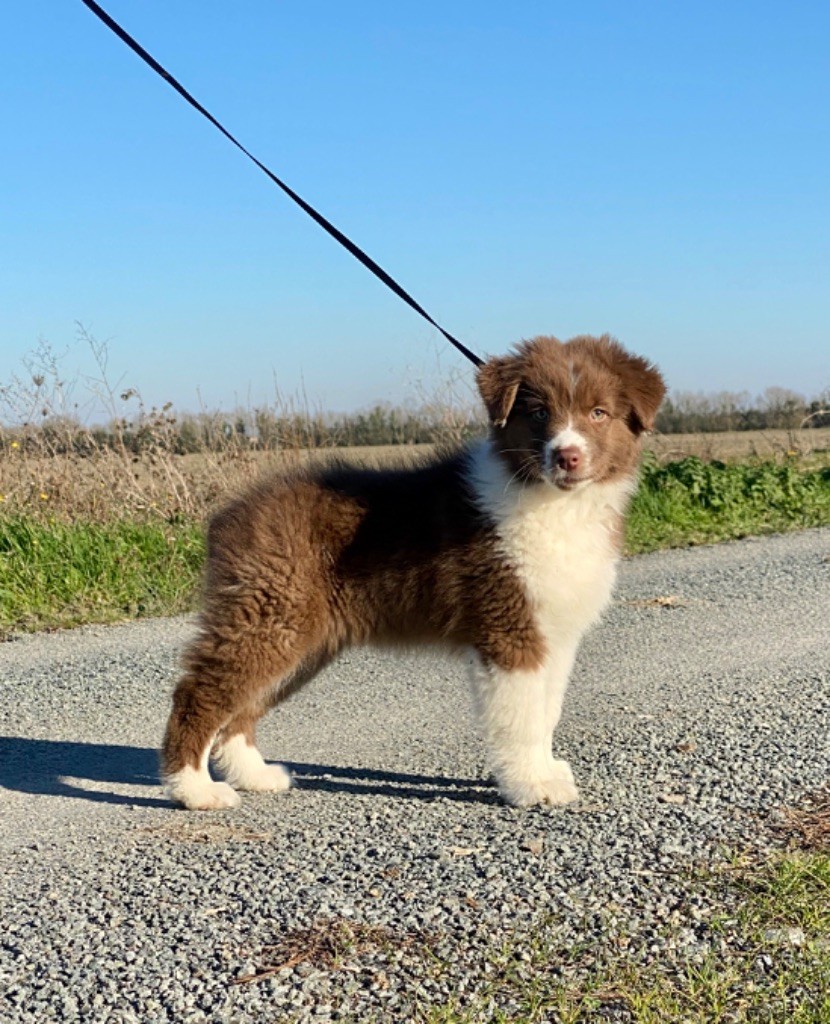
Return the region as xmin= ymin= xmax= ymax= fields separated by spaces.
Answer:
xmin=2 ymin=1 xmax=828 ymax=416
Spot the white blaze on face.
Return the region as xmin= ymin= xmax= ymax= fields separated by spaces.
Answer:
xmin=546 ymin=419 xmax=590 ymax=477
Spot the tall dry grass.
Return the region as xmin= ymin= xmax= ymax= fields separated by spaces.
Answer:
xmin=1 ymin=331 xmax=829 ymax=524
xmin=0 ymin=332 xmax=477 ymax=522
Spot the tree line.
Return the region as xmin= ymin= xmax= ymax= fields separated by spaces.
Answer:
xmin=3 ymin=386 xmax=829 ymax=457
xmin=656 ymin=387 xmax=829 ymax=433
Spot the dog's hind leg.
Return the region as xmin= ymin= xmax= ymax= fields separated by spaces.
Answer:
xmin=210 ymin=652 xmax=332 ymax=794
xmin=162 ymin=623 xmax=322 ymax=810
xmin=210 ymin=706 xmax=291 ymax=795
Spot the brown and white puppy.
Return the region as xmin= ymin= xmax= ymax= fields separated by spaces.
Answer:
xmin=162 ymin=334 xmax=665 ymax=810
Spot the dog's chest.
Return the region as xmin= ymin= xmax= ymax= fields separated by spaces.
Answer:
xmin=494 ymin=493 xmax=620 ymax=639
xmin=465 ymin=441 xmax=628 ymax=640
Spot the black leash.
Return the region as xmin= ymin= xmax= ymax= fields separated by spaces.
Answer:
xmin=78 ymin=0 xmax=484 ymax=369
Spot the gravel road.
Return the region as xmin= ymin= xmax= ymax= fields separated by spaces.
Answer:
xmin=1 ymin=528 xmax=828 ymax=1022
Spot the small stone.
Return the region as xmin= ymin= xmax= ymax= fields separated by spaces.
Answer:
xmin=763 ymin=927 xmax=805 ymax=947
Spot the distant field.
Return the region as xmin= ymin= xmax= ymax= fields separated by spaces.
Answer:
xmin=178 ymin=424 xmax=830 ymax=474
xmin=2 ymin=427 xmax=829 ymax=525
xmin=645 ymin=425 xmax=830 ymax=463
xmin=247 ymin=424 xmax=830 ymax=467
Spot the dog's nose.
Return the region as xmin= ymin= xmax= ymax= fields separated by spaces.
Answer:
xmin=555 ymin=446 xmax=582 ymax=472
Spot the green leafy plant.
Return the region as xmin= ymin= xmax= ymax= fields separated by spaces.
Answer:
xmin=627 ymin=456 xmax=830 ymax=552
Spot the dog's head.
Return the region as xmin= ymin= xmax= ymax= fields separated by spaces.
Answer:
xmin=476 ymin=334 xmax=666 ymax=490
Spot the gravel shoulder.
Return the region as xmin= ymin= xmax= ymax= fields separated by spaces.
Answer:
xmin=1 ymin=529 xmax=829 ymax=1022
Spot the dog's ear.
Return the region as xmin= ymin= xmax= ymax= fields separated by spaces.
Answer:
xmin=476 ymin=357 xmax=521 ymax=428
xmin=604 ymin=338 xmax=666 ymax=434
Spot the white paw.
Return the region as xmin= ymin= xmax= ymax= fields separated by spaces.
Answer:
xmin=166 ymin=768 xmax=241 ymax=811
xmin=499 ymin=775 xmax=579 ymax=808
xmin=235 ymin=762 xmax=292 ymax=793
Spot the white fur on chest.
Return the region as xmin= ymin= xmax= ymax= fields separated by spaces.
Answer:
xmin=466 ymin=441 xmax=633 ymax=641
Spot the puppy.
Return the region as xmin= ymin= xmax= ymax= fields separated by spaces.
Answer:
xmin=162 ymin=334 xmax=665 ymax=810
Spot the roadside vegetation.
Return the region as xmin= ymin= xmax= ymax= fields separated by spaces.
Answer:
xmin=0 ymin=515 xmax=203 ymax=634
xmin=626 ymin=454 xmax=830 ymax=553
xmin=1 ymin=336 xmax=829 ymax=636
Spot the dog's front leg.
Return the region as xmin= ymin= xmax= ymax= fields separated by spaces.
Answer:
xmin=471 ymin=644 xmax=579 ymax=808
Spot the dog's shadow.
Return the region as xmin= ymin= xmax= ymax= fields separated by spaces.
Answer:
xmin=289 ymin=761 xmax=498 ymax=804
xmin=0 ymin=737 xmax=496 ymax=808
xmin=0 ymin=737 xmax=169 ymax=808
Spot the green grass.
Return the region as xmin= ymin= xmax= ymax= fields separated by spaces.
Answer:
xmin=2 ymin=456 xmax=829 ymax=635
xmin=627 ymin=456 xmax=830 ymax=552
xmin=0 ymin=514 xmax=204 ymax=636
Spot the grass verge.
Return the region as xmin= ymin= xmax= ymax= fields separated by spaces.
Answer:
xmin=626 ymin=456 xmax=830 ymax=553
xmin=1 ymin=456 xmax=829 ymax=636
xmin=0 ymin=514 xmax=204 ymax=636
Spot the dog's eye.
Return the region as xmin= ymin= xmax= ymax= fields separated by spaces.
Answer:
xmin=590 ymin=408 xmax=608 ymax=422
xmin=531 ymin=408 xmax=549 ymax=423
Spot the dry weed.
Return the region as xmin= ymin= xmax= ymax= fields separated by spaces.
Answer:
xmin=0 ymin=334 xmax=426 ymax=521
xmin=232 ymin=917 xmax=437 ymax=985
xmin=776 ymin=788 xmax=830 ymax=852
